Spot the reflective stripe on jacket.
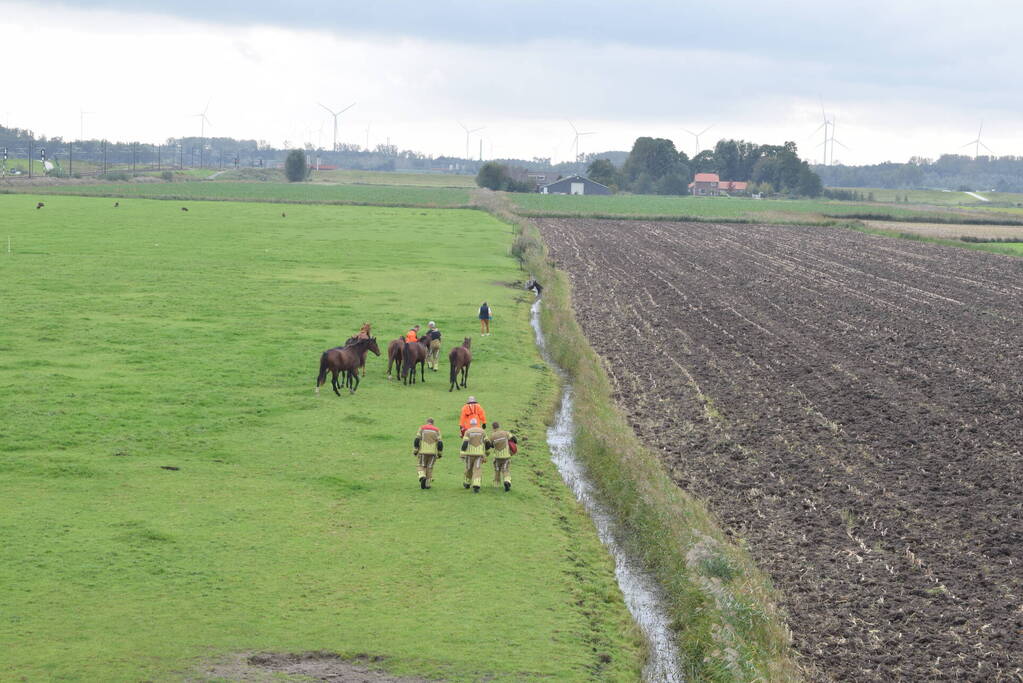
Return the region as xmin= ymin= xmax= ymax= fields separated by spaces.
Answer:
xmin=490 ymin=429 xmax=513 ymax=456
xmin=417 ymin=425 xmax=441 ymax=455
xmin=460 ymin=427 xmax=488 ymax=456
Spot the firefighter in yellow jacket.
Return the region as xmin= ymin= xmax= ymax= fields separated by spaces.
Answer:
xmin=413 ymin=418 xmax=443 ymax=490
xmin=460 ymin=418 xmax=490 ymax=493
xmin=489 ymin=421 xmax=518 ymax=492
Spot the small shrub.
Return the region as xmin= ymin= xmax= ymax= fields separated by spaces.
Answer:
xmin=101 ymin=172 xmax=129 ymax=181
xmin=161 ymin=171 xmax=174 ymax=182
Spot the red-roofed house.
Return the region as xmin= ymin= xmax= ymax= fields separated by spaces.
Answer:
xmin=691 ymin=173 xmax=720 ymax=196
xmin=689 ymin=173 xmax=749 ymax=196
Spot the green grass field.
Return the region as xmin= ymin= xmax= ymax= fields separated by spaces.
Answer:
xmin=4 ymin=181 xmax=471 ymax=207
xmin=0 ymin=195 xmax=642 ymax=680
xmin=510 ymin=192 xmax=1007 ymax=221
xmin=311 ymin=169 xmax=477 ymax=188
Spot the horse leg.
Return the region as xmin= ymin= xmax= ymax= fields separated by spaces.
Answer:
xmin=331 ymin=370 xmax=341 ymax=397
xmin=350 ymin=370 xmax=359 ymax=394
xmin=420 ymin=359 xmax=426 ymax=383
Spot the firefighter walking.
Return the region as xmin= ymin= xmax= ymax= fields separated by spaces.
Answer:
xmin=413 ymin=418 xmax=443 ymax=489
xmin=460 ymin=418 xmax=490 ymax=493
xmin=458 ymin=396 xmax=487 ymax=436
xmin=489 ymin=421 xmax=518 ymax=492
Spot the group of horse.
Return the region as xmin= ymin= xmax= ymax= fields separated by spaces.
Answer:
xmin=316 ymin=332 xmax=473 ymax=396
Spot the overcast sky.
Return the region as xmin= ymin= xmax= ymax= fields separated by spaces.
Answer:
xmin=2 ymin=1 xmax=1019 ymax=165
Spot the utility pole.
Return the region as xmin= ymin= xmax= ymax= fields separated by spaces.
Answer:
xmin=69 ymin=140 xmax=73 ymax=177
xmin=28 ymin=139 xmax=32 ymax=178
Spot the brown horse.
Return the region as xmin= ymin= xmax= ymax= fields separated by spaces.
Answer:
xmin=386 ymin=337 xmax=404 ymax=379
xmin=316 ymin=337 xmax=380 ymax=395
xmin=448 ymin=337 xmax=472 ymax=391
xmin=401 ymin=338 xmax=430 ymax=385
xmin=344 ymin=330 xmax=375 ymax=379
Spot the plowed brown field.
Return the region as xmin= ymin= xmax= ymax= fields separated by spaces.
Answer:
xmin=536 ymin=218 xmax=1023 ymax=681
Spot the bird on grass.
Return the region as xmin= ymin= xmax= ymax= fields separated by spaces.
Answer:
xmin=36 ymin=202 xmax=44 ymax=209
xmin=281 ymin=212 xmax=286 ymax=218
xmin=181 ymin=207 xmax=189 ymax=212
xmin=114 ymin=202 xmax=119 ymax=208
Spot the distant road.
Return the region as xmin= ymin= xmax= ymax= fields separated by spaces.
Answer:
xmin=964 ymin=191 xmax=990 ymax=202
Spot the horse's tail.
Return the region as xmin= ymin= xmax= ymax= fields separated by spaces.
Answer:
xmin=449 ymin=352 xmax=458 ymax=385
xmin=316 ymin=351 xmax=328 ymax=388
xmin=401 ymin=339 xmax=413 ymax=377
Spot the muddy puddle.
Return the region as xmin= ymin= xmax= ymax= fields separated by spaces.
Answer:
xmin=530 ymin=299 xmax=683 ymax=683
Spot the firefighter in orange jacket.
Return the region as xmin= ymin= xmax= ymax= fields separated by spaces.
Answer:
xmin=413 ymin=417 xmax=443 ymax=490
xmin=458 ymin=396 xmax=487 ymax=436
xmin=405 ymin=325 xmax=420 ymax=343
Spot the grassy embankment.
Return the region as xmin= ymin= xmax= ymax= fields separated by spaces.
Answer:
xmin=1 ymin=180 xmax=471 ymax=207
xmin=0 ymin=195 xmax=644 ymax=680
xmin=475 ymin=192 xmax=802 ymax=681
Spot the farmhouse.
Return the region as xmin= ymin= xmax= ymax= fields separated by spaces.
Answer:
xmin=689 ymin=172 xmax=748 ymax=196
xmin=540 ymin=174 xmax=611 ymax=195
xmin=526 ymin=170 xmax=560 ymax=191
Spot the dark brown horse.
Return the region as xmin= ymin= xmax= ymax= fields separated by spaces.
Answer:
xmin=448 ymin=337 xmax=472 ymax=391
xmin=344 ymin=327 xmax=374 ymax=379
xmin=386 ymin=337 xmax=404 ymax=380
xmin=401 ymin=338 xmax=430 ymax=385
xmin=316 ymin=337 xmax=380 ymax=396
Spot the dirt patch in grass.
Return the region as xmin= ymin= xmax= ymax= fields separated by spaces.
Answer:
xmin=197 ymin=651 xmax=438 ymax=682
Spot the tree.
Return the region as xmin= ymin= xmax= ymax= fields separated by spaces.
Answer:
xmin=475 ymin=162 xmax=532 ymax=192
xmin=587 ymin=158 xmax=619 ymax=190
xmin=796 ymin=166 xmax=823 ymax=197
xmin=623 ymin=137 xmax=682 ymax=185
xmin=285 ymin=149 xmax=308 ymax=182
xmin=476 ymin=162 xmax=506 ymax=190
xmin=655 ymin=172 xmax=690 ymax=196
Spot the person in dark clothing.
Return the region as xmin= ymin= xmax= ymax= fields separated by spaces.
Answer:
xmin=478 ymin=302 xmax=492 ymax=336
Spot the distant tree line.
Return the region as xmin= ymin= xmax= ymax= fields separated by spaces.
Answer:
xmin=814 ymin=154 xmax=1023 ymax=192
xmin=586 ymin=137 xmax=822 ymax=197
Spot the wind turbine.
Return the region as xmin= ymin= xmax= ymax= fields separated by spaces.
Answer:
xmin=829 ymin=117 xmax=850 ymax=165
xmin=364 ymin=121 xmax=372 ymax=151
xmin=962 ymin=121 xmax=993 ymax=159
xmin=194 ymin=100 xmax=212 ymax=140
xmin=567 ymin=121 xmax=596 ymax=164
xmin=459 ymin=122 xmax=484 ymax=160
xmin=812 ymin=97 xmax=832 ymax=165
xmin=318 ymin=102 xmax=356 ymax=152
xmin=681 ymin=124 xmax=715 ymax=157
xmin=193 ymin=101 xmax=212 ymax=168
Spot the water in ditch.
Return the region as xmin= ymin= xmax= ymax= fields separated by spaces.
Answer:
xmin=530 ymin=299 xmax=683 ymax=683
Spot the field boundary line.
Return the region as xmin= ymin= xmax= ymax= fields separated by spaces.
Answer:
xmin=0 ymin=187 xmax=472 ymax=209
xmin=474 ymin=189 xmax=804 ymax=682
